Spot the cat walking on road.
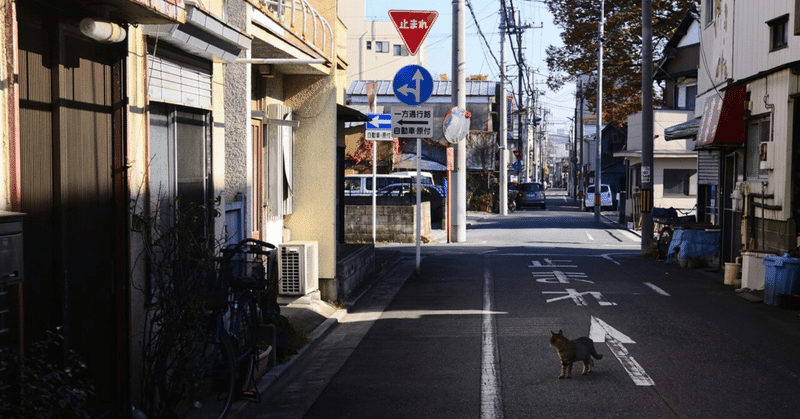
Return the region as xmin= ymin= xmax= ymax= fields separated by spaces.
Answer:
xmin=549 ymin=330 xmax=603 ymax=379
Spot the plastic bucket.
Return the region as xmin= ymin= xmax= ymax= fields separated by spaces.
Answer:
xmin=724 ymin=263 xmax=741 ymax=286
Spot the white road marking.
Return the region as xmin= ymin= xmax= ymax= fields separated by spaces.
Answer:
xmin=643 ymin=282 xmax=670 ymax=296
xmin=589 ymin=316 xmax=654 ymax=386
xmin=481 ymin=257 xmax=503 ymax=419
xmin=543 ymin=289 xmax=617 ymax=306
xmin=532 ymin=270 xmax=593 ymax=284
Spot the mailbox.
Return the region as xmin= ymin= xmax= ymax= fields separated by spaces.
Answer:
xmin=0 ymin=211 xmax=24 ymax=284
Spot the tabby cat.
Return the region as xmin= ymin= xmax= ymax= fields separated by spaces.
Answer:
xmin=549 ymin=330 xmax=603 ymax=379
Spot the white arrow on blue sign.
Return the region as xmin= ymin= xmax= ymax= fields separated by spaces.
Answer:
xmin=366 ymin=114 xmax=392 ymax=130
xmin=393 ymin=65 xmax=433 ymax=106
xmin=366 ymin=113 xmax=393 ymax=141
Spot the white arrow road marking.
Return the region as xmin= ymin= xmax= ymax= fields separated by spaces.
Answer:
xmin=481 ymin=257 xmax=502 ymax=419
xmin=590 ymin=316 xmax=655 ymax=386
xmin=643 ymin=282 xmax=670 ymax=296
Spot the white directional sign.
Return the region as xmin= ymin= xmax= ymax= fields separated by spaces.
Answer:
xmin=366 ymin=113 xmax=392 ymax=141
xmin=589 ymin=316 xmax=655 ymax=386
xmin=391 ymin=106 xmax=433 ymax=138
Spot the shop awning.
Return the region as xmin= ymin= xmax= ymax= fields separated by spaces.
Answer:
xmin=695 ymin=85 xmax=746 ymax=150
xmin=664 ymin=117 xmax=702 ymax=141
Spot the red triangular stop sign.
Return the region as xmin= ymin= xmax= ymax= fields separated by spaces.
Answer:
xmin=388 ymin=10 xmax=438 ymax=56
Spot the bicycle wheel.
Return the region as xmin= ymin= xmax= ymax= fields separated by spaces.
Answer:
xmin=181 ymin=334 xmax=237 ymax=419
xmin=230 ymin=292 xmax=258 ymax=391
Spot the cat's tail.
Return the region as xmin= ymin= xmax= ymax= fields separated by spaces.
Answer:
xmin=591 ymin=348 xmax=603 ymax=360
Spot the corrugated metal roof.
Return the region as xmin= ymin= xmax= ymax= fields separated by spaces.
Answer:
xmin=346 ymin=80 xmax=497 ymax=97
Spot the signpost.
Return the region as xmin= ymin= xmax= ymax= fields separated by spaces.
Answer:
xmin=391 ymin=106 xmax=433 ymax=138
xmin=388 ymin=10 xmax=438 ymax=56
xmin=366 ymin=113 xmax=392 ymax=141
xmin=387 ymin=10 xmax=438 ymax=274
xmin=393 ymin=65 xmax=434 ymax=106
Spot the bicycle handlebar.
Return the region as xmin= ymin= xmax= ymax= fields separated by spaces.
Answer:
xmin=219 ymin=238 xmax=277 ymax=260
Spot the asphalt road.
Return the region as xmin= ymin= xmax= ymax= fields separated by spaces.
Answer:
xmin=241 ymin=190 xmax=800 ymax=419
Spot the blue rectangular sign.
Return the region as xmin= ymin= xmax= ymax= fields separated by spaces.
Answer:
xmin=366 ymin=114 xmax=392 ymax=130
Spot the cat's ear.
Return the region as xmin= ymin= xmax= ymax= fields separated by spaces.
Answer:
xmin=557 ymin=329 xmax=563 ymax=335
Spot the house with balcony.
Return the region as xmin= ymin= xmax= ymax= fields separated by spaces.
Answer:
xmin=1 ymin=0 xmax=357 ymax=415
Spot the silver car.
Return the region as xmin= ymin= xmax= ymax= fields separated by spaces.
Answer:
xmin=515 ymin=182 xmax=546 ymax=209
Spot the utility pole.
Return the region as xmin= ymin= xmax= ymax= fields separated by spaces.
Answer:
xmin=594 ymin=0 xmax=604 ymax=223
xmin=499 ymin=8 xmax=508 ymax=215
xmin=578 ymin=77 xmax=585 ymax=206
xmin=641 ymin=0 xmax=655 ymax=253
xmin=451 ymin=0 xmax=467 ymax=242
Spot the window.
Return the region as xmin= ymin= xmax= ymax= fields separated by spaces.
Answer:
xmin=746 ymin=116 xmax=770 ymax=179
xmin=149 ymin=103 xmax=212 ymax=212
xmin=262 ymin=104 xmax=295 ymax=217
xmin=663 ymin=169 xmax=697 ymax=196
xmin=768 ymin=15 xmax=789 ymax=51
xmin=366 ymin=41 xmax=371 ymax=50
xmin=375 ymin=41 xmax=389 ymax=53
xmin=704 ymin=0 xmax=714 ymax=26
xmin=676 ymin=83 xmax=697 ymax=110
xmin=394 ymin=44 xmax=409 ymax=56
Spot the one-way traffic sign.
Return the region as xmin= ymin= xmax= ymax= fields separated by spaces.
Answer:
xmin=391 ymin=106 xmax=433 ymax=138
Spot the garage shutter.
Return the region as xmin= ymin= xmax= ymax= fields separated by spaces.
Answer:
xmin=697 ymin=150 xmax=720 ymax=186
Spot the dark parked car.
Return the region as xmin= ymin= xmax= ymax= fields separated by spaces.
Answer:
xmin=515 ymin=182 xmax=546 ymax=209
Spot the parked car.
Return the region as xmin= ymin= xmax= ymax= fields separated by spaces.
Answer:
xmin=515 ymin=182 xmax=546 ymax=209
xmin=376 ymin=183 xmax=445 ymax=222
xmin=584 ymin=184 xmax=613 ymax=211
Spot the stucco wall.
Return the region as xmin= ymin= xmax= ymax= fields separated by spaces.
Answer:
xmin=284 ymin=74 xmax=339 ymax=280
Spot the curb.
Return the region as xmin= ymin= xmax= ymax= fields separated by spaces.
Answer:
xmin=247 ymin=250 xmax=406 ymax=399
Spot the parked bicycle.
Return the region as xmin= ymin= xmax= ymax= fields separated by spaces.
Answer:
xmin=168 ymin=238 xmax=278 ymax=419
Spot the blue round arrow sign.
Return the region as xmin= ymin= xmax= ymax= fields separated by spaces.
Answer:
xmin=393 ymin=65 xmax=434 ymax=106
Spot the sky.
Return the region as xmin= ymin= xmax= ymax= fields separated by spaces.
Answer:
xmin=363 ymin=0 xmax=578 ymax=136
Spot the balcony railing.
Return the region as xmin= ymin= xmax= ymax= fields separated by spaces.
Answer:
xmin=259 ymin=0 xmax=334 ymax=59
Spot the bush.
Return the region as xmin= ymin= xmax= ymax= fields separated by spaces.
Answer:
xmin=0 ymin=328 xmax=95 ymax=419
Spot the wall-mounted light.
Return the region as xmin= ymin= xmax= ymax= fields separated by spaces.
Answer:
xmin=80 ymin=18 xmax=126 ymax=43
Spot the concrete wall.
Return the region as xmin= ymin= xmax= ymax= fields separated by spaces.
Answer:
xmin=345 ymin=202 xmax=431 ymax=243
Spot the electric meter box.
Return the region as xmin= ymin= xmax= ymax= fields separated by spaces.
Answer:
xmin=0 ymin=211 xmax=24 ymax=285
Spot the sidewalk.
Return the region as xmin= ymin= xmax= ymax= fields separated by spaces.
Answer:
xmin=248 ymin=211 xmax=488 ymax=399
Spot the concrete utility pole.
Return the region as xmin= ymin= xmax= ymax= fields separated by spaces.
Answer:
xmin=451 ymin=0 xmax=467 ymax=242
xmin=641 ymin=0 xmax=655 ymax=253
xmin=499 ymin=9 xmax=508 ymax=216
xmin=578 ymin=77 xmax=585 ymax=205
xmin=594 ymin=0 xmax=604 ymax=223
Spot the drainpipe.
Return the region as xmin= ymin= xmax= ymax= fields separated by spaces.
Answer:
xmin=763 ymin=83 xmax=774 ymax=251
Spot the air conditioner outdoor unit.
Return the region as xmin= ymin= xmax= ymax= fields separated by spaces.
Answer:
xmin=278 ymin=241 xmax=319 ymax=295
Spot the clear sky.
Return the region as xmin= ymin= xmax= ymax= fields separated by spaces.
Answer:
xmin=362 ymin=0 xmax=578 ymax=134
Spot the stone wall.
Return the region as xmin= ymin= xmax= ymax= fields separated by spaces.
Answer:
xmin=345 ymin=203 xmax=431 ymax=243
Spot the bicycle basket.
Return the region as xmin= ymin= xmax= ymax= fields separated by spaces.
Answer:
xmin=218 ymin=239 xmax=277 ymax=291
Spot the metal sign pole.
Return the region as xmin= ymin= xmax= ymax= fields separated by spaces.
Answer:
xmin=416 ymin=137 xmax=422 ymax=275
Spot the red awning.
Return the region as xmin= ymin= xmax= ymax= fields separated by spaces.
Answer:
xmin=695 ymin=85 xmax=746 ymax=149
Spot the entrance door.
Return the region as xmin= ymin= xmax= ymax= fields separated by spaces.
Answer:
xmin=721 ymin=152 xmax=742 ymax=264
xmin=17 ymin=7 xmax=123 ymax=414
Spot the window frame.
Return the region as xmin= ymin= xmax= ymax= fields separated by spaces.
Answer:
xmin=745 ymin=114 xmax=770 ymax=180
xmin=704 ymin=0 xmax=715 ymax=26
xmin=768 ymin=14 xmax=789 ymax=52
xmin=366 ymin=40 xmax=371 ymax=50
xmin=663 ymin=169 xmax=698 ymax=197
xmin=393 ymin=44 xmax=409 ymax=56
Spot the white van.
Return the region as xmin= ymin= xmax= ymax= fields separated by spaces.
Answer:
xmin=344 ymin=172 xmax=435 ymax=196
